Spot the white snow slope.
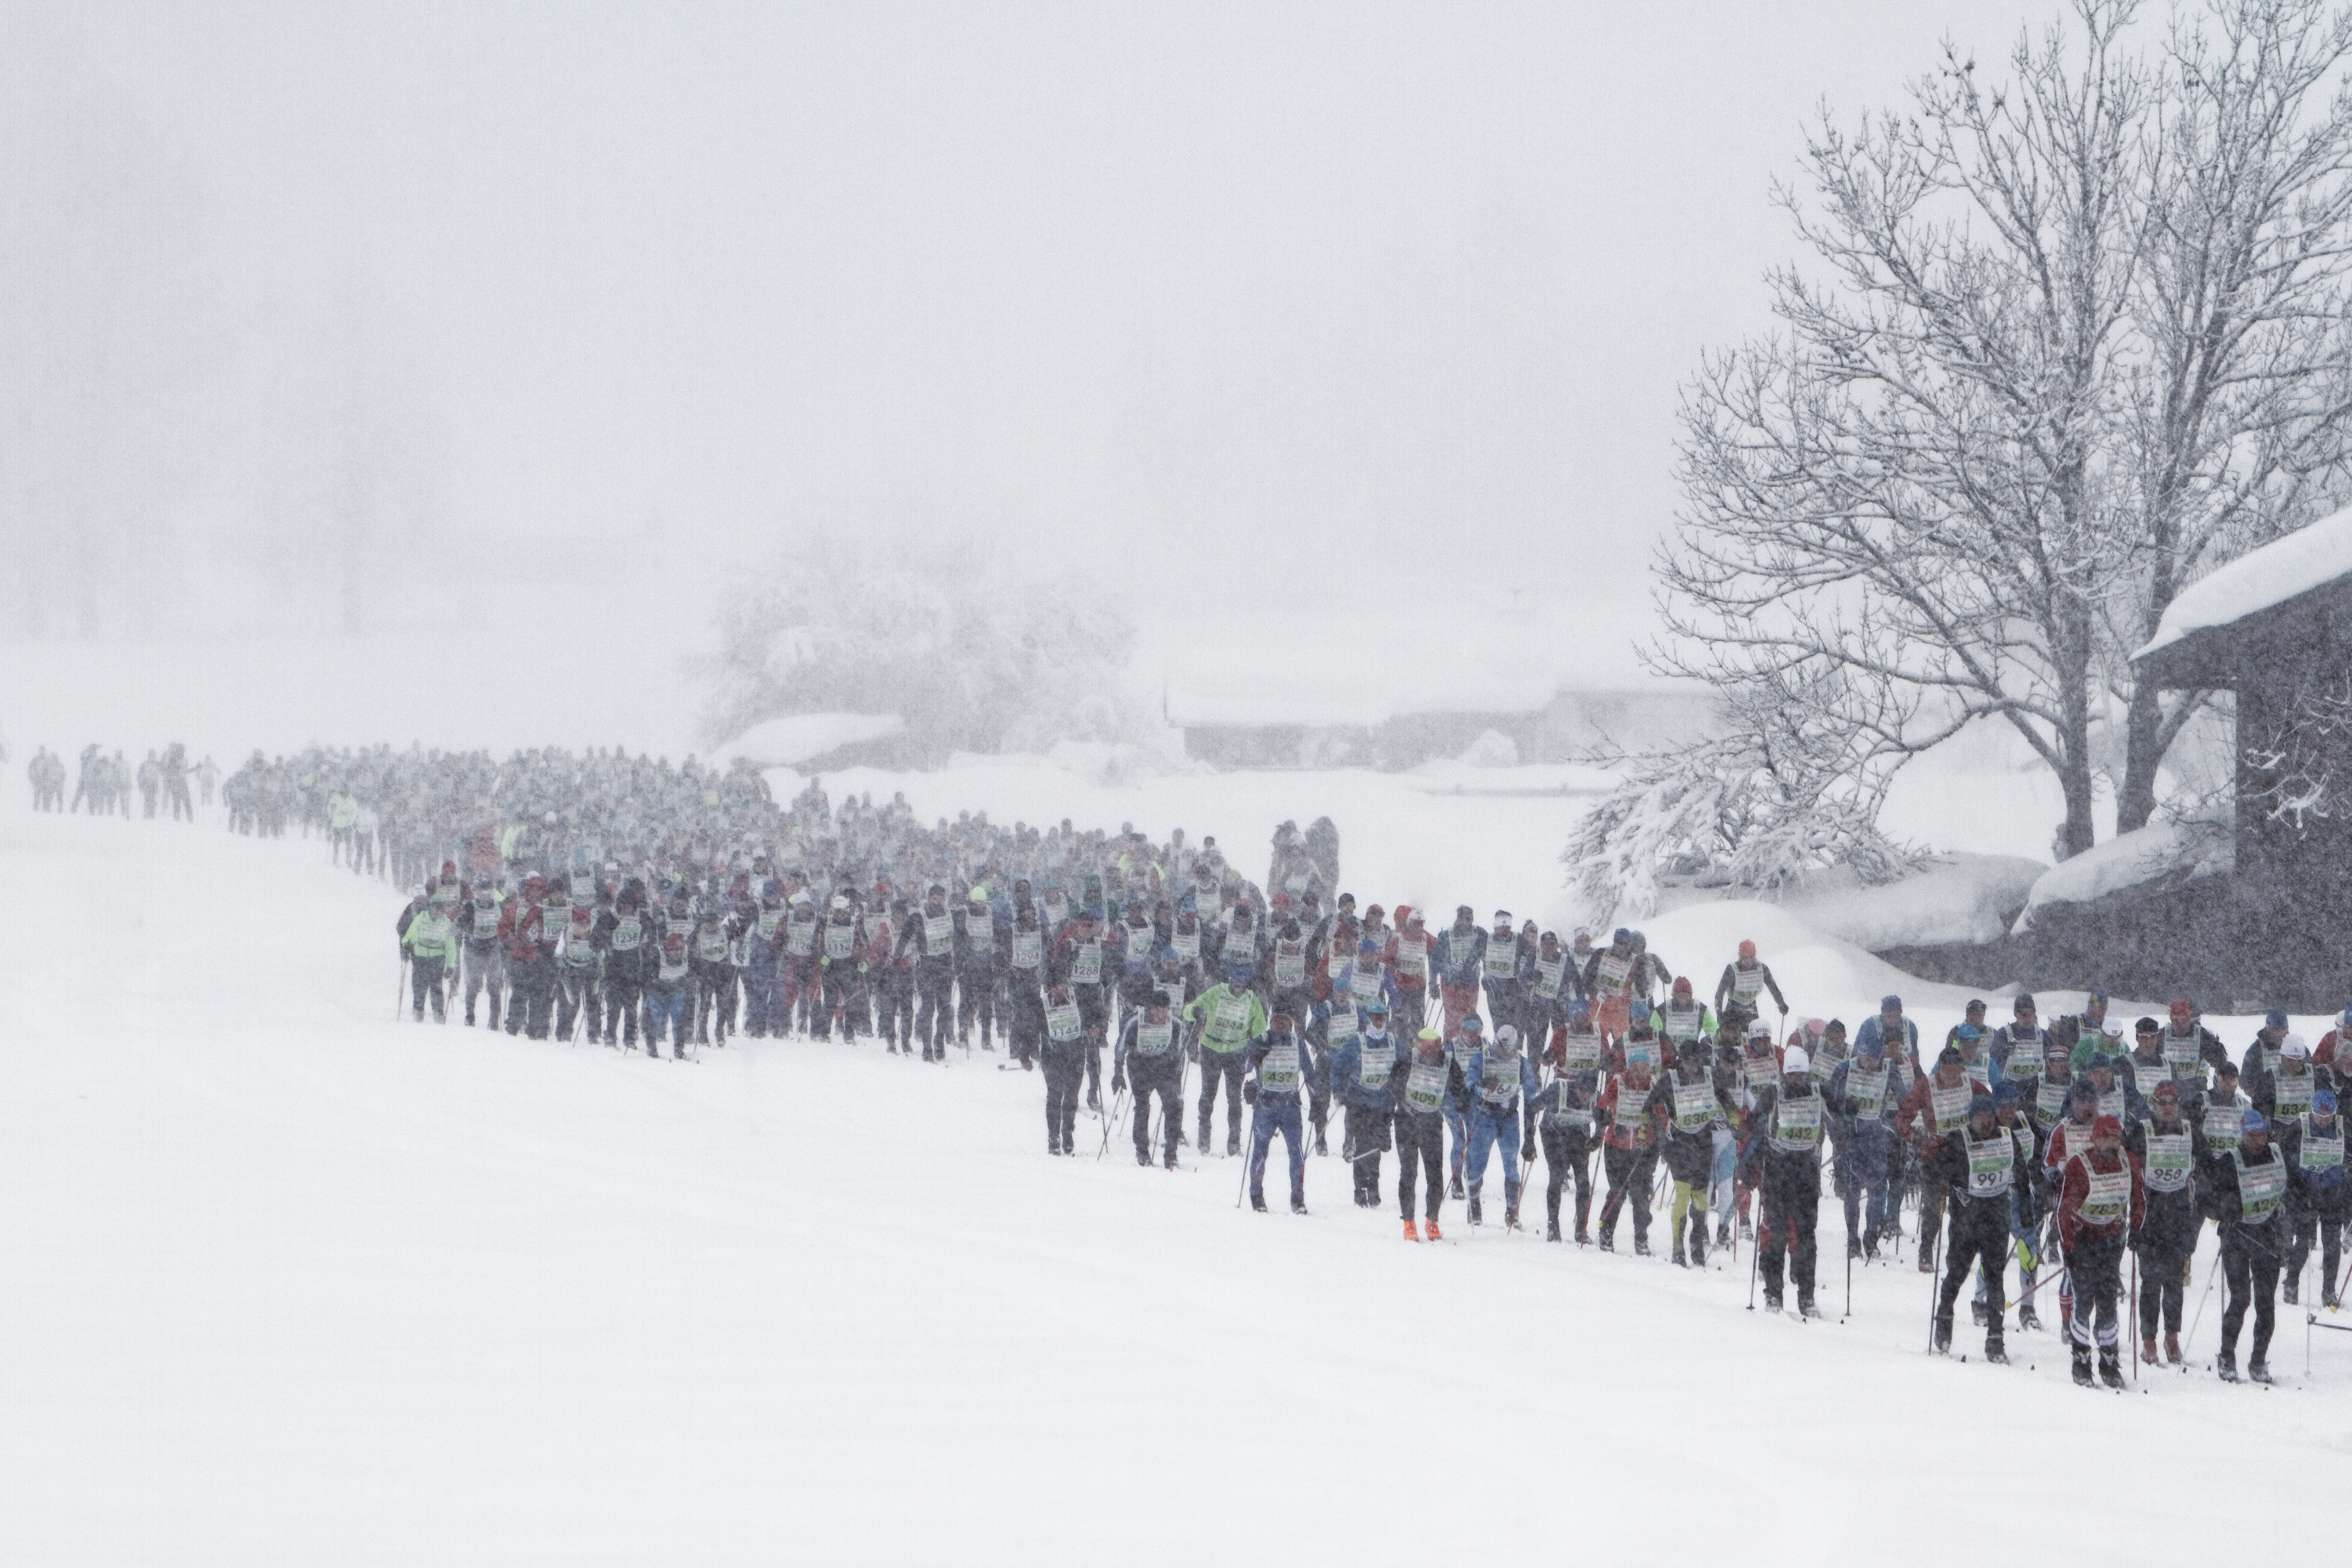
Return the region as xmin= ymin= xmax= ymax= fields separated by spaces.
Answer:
xmin=4 ymin=809 xmax=2345 ymax=1567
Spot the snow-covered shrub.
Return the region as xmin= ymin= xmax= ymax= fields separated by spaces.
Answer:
xmin=696 ymin=535 xmax=1144 ymax=765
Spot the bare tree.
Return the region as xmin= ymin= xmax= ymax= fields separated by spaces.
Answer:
xmin=1666 ymin=0 xmax=2352 ymax=860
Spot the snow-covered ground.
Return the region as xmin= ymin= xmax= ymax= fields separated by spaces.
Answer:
xmin=4 ymin=805 xmax=2345 ymax=1566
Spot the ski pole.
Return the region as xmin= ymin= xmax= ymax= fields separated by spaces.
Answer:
xmin=2129 ymin=1250 xmax=2138 ymax=1381
xmin=1845 ymin=1232 xmax=1853 ymax=1321
xmin=1096 ymin=1082 xmax=1130 ymax=1161
xmin=2182 ymin=1247 xmax=2223 ymax=1359
xmin=395 ymin=955 xmax=408 ymax=1020
xmin=1746 ymin=1205 xmax=1761 ymax=1310
xmin=1924 ymin=1221 xmax=1943 ymax=1353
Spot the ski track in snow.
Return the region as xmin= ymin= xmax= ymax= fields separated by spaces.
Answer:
xmin=2 ymin=810 xmax=2343 ymax=1567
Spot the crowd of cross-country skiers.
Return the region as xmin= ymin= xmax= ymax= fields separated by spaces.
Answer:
xmin=30 ymin=739 xmax=2328 ymax=1393
xmin=25 ymin=742 xmax=214 ymax=819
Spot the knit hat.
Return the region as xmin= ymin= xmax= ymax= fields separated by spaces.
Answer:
xmin=2242 ymin=1107 xmax=2268 ymax=1134
xmin=1782 ymin=1045 xmax=1810 ymax=1074
xmin=2267 ymin=1008 xmax=2290 ymax=1029
xmin=2091 ymin=1114 xmax=2122 ymax=1140
xmin=2170 ymin=999 xmax=2194 ymax=1024
xmin=1968 ymin=1094 xmax=1995 ymax=1119
xmin=2315 ymin=1089 xmax=2338 ymax=1115
xmin=2283 ymin=1034 xmax=2310 ymax=1059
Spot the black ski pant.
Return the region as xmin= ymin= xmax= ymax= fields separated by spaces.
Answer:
xmin=556 ymin=965 xmax=600 ymax=1041
xmin=915 ymin=971 xmax=954 ymax=1059
xmin=696 ymin=971 xmax=736 ymax=1043
xmin=1341 ymin=1103 xmax=1390 ymax=1203
xmin=602 ymin=976 xmax=643 ymax=1047
xmin=2221 ymin=1226 xmax=2282 ymax=1364
xmin=1197 ymin=1048 xmax=1247 ymax=1151
xmin=2288 ymin=1202 xmax=2347 ymax=1296
xmin=1937 ymin=1195 xmax=2008 ymax=1336
xmin=460 ymin=943 xmax=505 ymax=1028
xmin=1007 ymin=989 xmax=1044 ymax=1067
xmin=1757 ymin=1155 xmax=1819 ymax=1298
xmin=1043 ymin=1049 xmax=1084 ymax=1152
xmin=506 ymin=956 xmax=554 ymax=1040
xmin=876 ymin=971 xmax=913 ymax=1049
xmin=817 ymin=966 xmax=860 ymax=1041
xmin=1395 ymin=1111 xmax=1445 ymax=1221
xmin=1540 ymin=1127 xmax=1593 ymax=1237
xmin=1076 ymin=987 xmax=1108 ymax=1100
xmin=1306 ymin=1045 xmax=1332 ymax=1148
xmin=1597 ymin=1143 xmax=1656 ymax=1247
xmin=958 ymin=963 xmax=999 ymax=1046
xmin=783 ymin=957 xmax=820 ymax=1035
xmin=1131 ymin=1061 xmax=1183 ymax=1164
xmin=410 ymin=955 xmax=446 ymax=1021
xmin=1395 ymin=990 xmax=1427 ymax=1042
xmin=2065 ymin=1228 xmax=2126 ymax=1351
xmin=2138 ymin=1235 xmax=2192 ymax=1339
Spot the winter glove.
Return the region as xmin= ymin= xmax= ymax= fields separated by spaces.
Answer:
xmin=1113 ymin=1068 xmax=1128 ymax=1093
xmin=1244 ymin=1081 xmax=1259 ymax=1106
xmin=1522 ymin=1144 xmax=1539 ymax=1164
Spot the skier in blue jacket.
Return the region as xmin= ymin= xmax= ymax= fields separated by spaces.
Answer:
xmin=1242 ymin=1009 xmax=1312 ymax=1214
xmin=1462 ymin=1022 xmax=1542 ymax=1229
xmin=1329 ymin=998 xmax=1400 ymax=1207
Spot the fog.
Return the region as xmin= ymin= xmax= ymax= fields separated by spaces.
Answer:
xmin=4 ymin=0 xmax=2043 ymax=646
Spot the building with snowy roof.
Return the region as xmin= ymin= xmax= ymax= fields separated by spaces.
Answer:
xmin=2126 ymin=505 xmax=2352 ymax=1007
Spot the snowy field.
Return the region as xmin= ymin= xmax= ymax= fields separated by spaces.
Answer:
xmin=5 ymin=806 xmax=2347 ymax=1567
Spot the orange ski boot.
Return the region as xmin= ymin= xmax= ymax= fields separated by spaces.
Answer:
xmin=1403 ymin=1219 xmax=1419 ymax=1241
xmin=1425 ymin=1217 xmax=1443 ymax=1241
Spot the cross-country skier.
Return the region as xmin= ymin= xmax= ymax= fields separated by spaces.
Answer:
xmin=2131 ymin=1079 xmax=2203 ymax=1365
xmin=1329 ymin=997 xmax=1397 ymax=1206
xmin=1041 ymin=980 xmax=1088 ymax=1155
xmin=2207 ymin=1107 xmax=2291 ymax=1383
xmin=1927 ymin=1093 xmax=2026 ymax=1363
xmin=457 ymin=883 xmax=505 ymax=1029
xmin=399 ymin=881 xmax=457 ymax=1022
xmin=1657 ymin=1033 xmax=1733 ymax=1267
xmin=1185 ymin=960 xmax=1268 ymax=1158
xmin=2286 ymin=1084 xmax=2344 ymax=1307
xmin=954 ymin=889 xmax=1005 ymax=1052
xmin=1391 ymin=1025 xmax=1455 ymax=1240
xmin=1113 ymin=989 xmax=1186 ymax=1168
xmin=1743 ymin=1045 xmax=1826 ymax=1315
xmin=1595 ymin=1049 xmax=1660 ymax=1255
xmin=1434 ymin=906 xmax=1486 ymax=1040
xmin=1461 ymin=1022 xmax=1540 ymax=1229
xmin=1241 ymin=1009 xmax=1310 ymax=1214
xmin=1711 ymin=939 xmax=1787 ymax=1036
xmin=1525 ymin=1063 xmax=1597 ymax=1243
xmin=2055 ymin=1113 xmax=2145 ymax=1387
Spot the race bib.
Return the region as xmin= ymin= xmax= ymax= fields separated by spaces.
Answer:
xmin=1484 ymin=939 xmax=1517 ymax=981
xmin=1403 ymin=1060 xmax=1449 ymax=1114
xmin=1135 ymin=1021 xmax=1175 ymax=1056
xmin=1173 ymin=928 xmax=1200 ymax=962
xmin=1273 ymin=946 xmax=1307 ymax=987
xmin=1046 ymin=1002 xmax=1083 ymax=1043
xmin=1771 ymin=1094 xmax=1823 ymax=1153
xmin=1535 ymin=955 xmax=1566 ymax=999
xmin=1742 ymin=1050 xmax=1781 ymax=1091
xmin=2144 ymin=1132 xmax=2193 ymax=1193
xmin=1395 ymin=937 xmax=1427 ymax=978
xmin=1596 ymin=952 xmax=1632 ymax=995
xmin=2302 ymin=1126 xmax=2345 ymax=1172
xmin=966 ymin=918 xmax=993 ymax=954
xmin=924 ymin=914 xmax=954 ymax=957
xmin=2079 ymin=1163 xmax=2130 ymax=1226
xmin=1930 ymin=1079 xmax=1971 ymax=1134
xmin=1357 ymin=1040 xmax=1395 ymax=1090
xmin=1349 ymin=965 xmax=1383 ymax=1001
xmin=756 ymin=909 xmax=783 ymax=940
xmin=2204 ymin=1099 xmax=2244 ymax=1148
xmin=2238 ymin=1153 xmax=2288 ymax=1224
xmin=1671 ymin=1077 xmax=1718 ymax=1134
xmin=1071 ymin=942 xmax=1103 ymax=985
xmin=2131 ymin=1060 xmax=2170 ymax=1098
xmin=786 ymin=918 xmax=816 ymax=956
xmin=611 ymin=917 xmax=643 ymax=952
xmin=1731 ymin=967 xmax=1764 ymax=1002
xmin=697 ymin=933 xmax=729 ymax=962
xmin=1558 ymin=1031 xmax=1602 ymax=1073
xmin=2274 ymin=1073 xmax=2316 ymax=1119
xmin=824 ymin=924 xmax=856 ymax=960
xmin=1844 ymin=1064 xmax=1887 ymax=1119
xmin=1261 ymin=1042 xmax=1302 ymax=1094
xmin=1012 ymin=931 xmax=1043 ymax=969
xmin=1966 ymin=1132 xmax=2014 ymax=1196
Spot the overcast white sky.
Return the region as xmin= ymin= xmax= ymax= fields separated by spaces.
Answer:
xmin=15 ymin=0 xmax=2052 ymax=634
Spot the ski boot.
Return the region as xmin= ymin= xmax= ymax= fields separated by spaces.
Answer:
xmin=2217 ymin=1349 xmax=2239 ymax=1383
xmin=1313 ymin=1129 xmax=1328 ymax=1157
xmin=1863 ymin=1237 xmax=1880 ymax=1263
xmin=1468 ymin=1194 xmax=1484 ymax=1227
xmin=1403 ymin=1219 xmax=1420 ymax=1241
xmin=2142 ymin=1336 xmax=2160 ymax=1367
xmin=1504 ymin=1203 xmax=1521 ymax=1232
xmin=1450 ymin=1176 xmax=1466 ymax=1200
xmin=1597 ymin=1230 xmax=1614 ymax=1253
xmin=1933 ymin=1315 xmax=1953 ymax=1354
xmin=2249 ymin=1359 xmax=2273 ymax=1384
xmin=1762 ymin=1289 xmax=1783 ymax=1313
xmin=1918 ymin=1254 xmax=1936 ymax=1275
xmin=1688 ymin=1232 xmax=1705 ymax=1267
xmin=1136 ymin=1149 xmax=1152 ymax=1167
xmin=1798 ymin=1291 xmax=1820 ymax=1320
xmin=1717 ymin=1220 xmax=1733 ymax=1249
xmin=1250 ymin=1194 xmax=1268 ymax=1213
xmin=2327 ymin=1286 xmax=2342 ymax=1310
xmin=1971 ymin=1300 xmax=1987 ymax=1328
xmin=2165 ymin=1332 xmax=2182 ymax=1364
xmin=1226 ymin=1134 xmax=1241 ymax=1158
xmin=2284 ymin=1278 xmax=2300 ymax=1306
xmin=1848 ymin=1237 xmax=1863 ymax=1261
xmin=1546 ymin=1220 xmax=1562 ymax=1242
xmin=1424 ymin=1217 xmax=1442 ymax=1241
xmin=1633 ymin=1235 xmax=1652 ymax=1258
xmin=2071 ymin=1345 xmax=2095 ymax=1387
xmin=1739 ymin=1214 xmax=1754 ymax=1241
xmin=2099 ymin=1346 xmax=2125 ymax=1389
xmin=1575 ymin=1228 xmax=1591 ymax=1246
xmin=1985 ymin=1336 xmax=2008 ymax=1365
xmin=1290 ymin=1199 xmax=1308 ymax=1215
xmin=1164 ymin=1154 xmax=1179 ymax=1171
xmin=2018 ymin=1304 xmax=2042 ymax=1333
